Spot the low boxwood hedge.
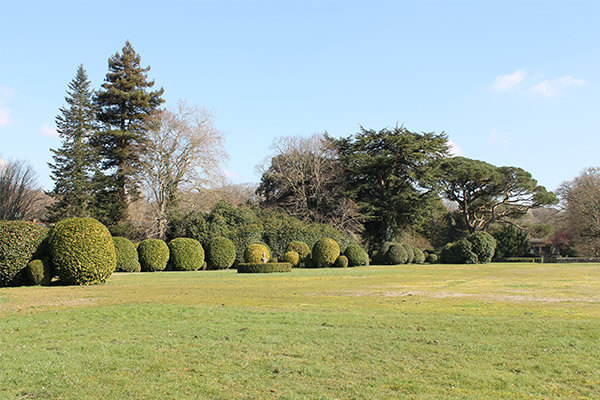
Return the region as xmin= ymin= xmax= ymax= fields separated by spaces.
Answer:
xmin=237 ymin=262 xmax=292 ymax=273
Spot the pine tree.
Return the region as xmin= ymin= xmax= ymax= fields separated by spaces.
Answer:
xmin=93 ymin=40 xmax=164 ymax=225
xmin=46 ymin=65 xmax=96 ymax=222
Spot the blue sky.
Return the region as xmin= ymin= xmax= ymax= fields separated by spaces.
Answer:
xmin=1 ymin=0 xmax=598 ymax=192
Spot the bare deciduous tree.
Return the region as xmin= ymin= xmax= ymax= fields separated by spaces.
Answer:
xmin=0 ymin=159 xmax=40 ymax=220
xmin=141 ymin=102 xmax=228 ymax=238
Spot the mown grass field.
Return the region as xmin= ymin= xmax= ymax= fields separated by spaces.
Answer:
xmin=1 ymin=263 xmax=599 ymax=399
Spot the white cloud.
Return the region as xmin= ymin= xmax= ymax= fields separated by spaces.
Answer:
xmin=531 ymin=76 xmax=586 ymax=97
xmin=447 ymin=139 xmax=463 ymax=156
xmin=488 ymin=129 xmax=511 ymax=145
xmin=0 ymin=86 xmax=14 ymax=127
xmin=40 ymin=124 xmax=58 ymax=137
xmin=493 ymin=70 xmax=525 ymax=91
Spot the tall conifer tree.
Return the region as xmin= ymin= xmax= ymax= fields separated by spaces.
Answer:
xmin=93 ymin=40 xmax=164 ymax=225
xmin=47 ymin=65 xmax=96 ymax=222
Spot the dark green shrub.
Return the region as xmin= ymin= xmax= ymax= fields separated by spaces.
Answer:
xmin=334 ymin=255 xmax=349 ymax=268
xmin=493 ymin=225 xmax=529 ymax=259
xmin=413 ymin=247 xmax=426 ymax=264
xmin=287 ymin=241 xmax=311 ymax=262
xmin=402 ymin=244 xmax=414 ymax=264
xmin=439 ymin=238 xmax=478 ymax=264
xmin=344 ymin=244 xmax=369 ymax=267
xmin=426 ymin=253 xmax=438 ymax=263
xmin=138 ymin=239 xmax=169 ymax=272
xmin=269 ymin=257 xmax=278 ymax=263
xmin=467 ymin=231 xmax=497 ymax=264
xmin=50 ymin=217 xmax=116 ymax=285
xmin=244 ymin=243 xmax=271 ymax=263
xmin=373 ymin=241 xmax=394 ymax=264
xmin=311 ymin=238 xmax=340 ymax=268
xmin=384 ymin=244 xmax=408 ymax=265
xmin=113 ymin=236 xmax=141 ymax=272
xmin=283 ymin=251 xmax=300 ymax=267
xmin=168 ymin=238 xmax=204 ymax=271
xmin=237 ymin=262 xmax=292 ymax=273
xmin=25 ymin=259 xmax=52 ymax=286
xmin=206 ymin=236 xmax=236 ymax=270
xmin=0 ymin=220 xmax=48 ymax=286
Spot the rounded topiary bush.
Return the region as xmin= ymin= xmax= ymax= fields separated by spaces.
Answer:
xmin=287 ymin=241 xmax=311 ymax=264
xmin=244 ymin=243 xmax=271 ymax=264
xmin=344 ymin=244 xmax=369 ymax=267
xmin=25 ymin=259 xmax=52 ymax=286
xmin=169 ymin=238 xmax=205 ymax=271
xmin=439 ymin=239 xmax=478 ymax=264
xmin=334 ymin=255 xmax=349 ymax=268
xmin=402 ymin=244 xmax=414 ymax=264
xmin=427 ymin=253 xmax=438 ymax=263
xmin=385 ymin=243 xmax=408 ymax=265
xmin=283 ymin=251 xmax=300 ymax=267
xmin=113 ymin=236 xmax=141 ymax=272
xmin=237 ymin=262 xmax=292 ymax=273
xmin=50 ymin=217 xmax=116 ymax=285
xmin=311 ymin=238 xmax=340 ymax=268
xmin=374 ymin=241 xmax=394 ymax=264
xmin=467 ymin=231 xmax=497 ymax=264
xmin=206 ymin=236 xmax=236 ymax=270
xmin=0 ymin=220 xmax=49 ymax=287
xmin=413 ymin=247 xmax=426 ymax=264
xmin=137 ymin=239 xmax=170 ymax=272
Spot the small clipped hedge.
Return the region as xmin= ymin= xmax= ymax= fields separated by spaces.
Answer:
xmin=206 ymin=236 xmax=236 ymax=270
xmin=427 ymin=253 xmax=438 ymax=263
xmin=334 ymin=255 xmax=349 ymax=268
xmin=169 ymin=238 xmax=205 ymax=271
xmin=283 ymin=251 xmax=300 ymax=267
xmin=0 ymin=220 xmax=49 ymax=286
xmin=413 ymin=247 xmax=426 ymax=264
xmin=343 ymin=244 xmax=369 ymax=267
xmin=113 ymin=236 xmax=141 ymax=272
xmin=50 ymin=217 xmax=116 ymax=285
xmin=25 ymin=259 xmax=52 ymax=286
xmin=244 ymin=243 xmax=271 ymax=264
xmin=402 ymin=244 xmax=415 ymax=264
xmin=138 ymin=239 xmax=170 ymax=272
xmin=311 ymin=238 xmax=340 ymax=268
xmin=287 ymin=241 xmax=311 ymax=265
xmin=385 ymin=243 xmax=408 ymax=265
xmin=237 ymin=262 xmax=292 ymax=273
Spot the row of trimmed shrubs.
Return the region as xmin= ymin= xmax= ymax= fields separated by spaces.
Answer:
xmin=373 ymin=242 xmax=435 ymax=265
xmin=0 ymin=217 xmax=371 ymax=287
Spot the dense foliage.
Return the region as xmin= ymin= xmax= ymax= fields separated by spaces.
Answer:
xmin=137 ymin=239 xmax=169 ymax=272
xmin=344 ymin=244 xmax=369 ymax=267
xmin=385 ymin=244 xmax=408 ymax=265
xmin=412 ymin=247 xmax=426 ymax=264
xmin=25 ymin=259 xmax=52 ymax=286
xmin=287 ymin=241 xmax=311 ymax=265
xmin=244 ymin=243 xmax=271 ymax=264
xmin=467 ymin=231 xmax=497 ymax=264
xmin=237 ymin=262 xmax=292 ymax=273
xmin=283 ymin=251 xmax=300 ymax=267
xmin=113 ymin=236 xmax=141 ymax=272
xmin=402 ymin=244 xmax=415 ymax=264
xmin=206 ymin=236 xmax=236 ymax=270
xmin=50 ymin=217 xmax=116 ymax=285
xmin=0 ymin=220 xmax=48 ymax=286
xmin=311 ymin=238 xmax=341 ymax=268
xmin=168 ymin=238 xmax=204 ymax=271
xmin=334 ymin=255 xmax=349 ymax=268
xmin=439 ymin=238 xmax=478 ymax=265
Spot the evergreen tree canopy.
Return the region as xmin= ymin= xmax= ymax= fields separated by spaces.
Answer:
xmin=93 ymin=40 xmax=164 ymax=225
xmin=332 ymin=126 xmax=449 ymax=245
xmin=47 ymin=65 xmax=96 ymax=222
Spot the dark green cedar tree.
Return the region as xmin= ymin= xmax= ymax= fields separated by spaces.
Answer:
xmin=47 ymin=65 xmax=97 ymax=222
xmin=93 ymin=40 xmax=164 ymax=226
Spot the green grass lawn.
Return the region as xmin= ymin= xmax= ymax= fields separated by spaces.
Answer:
xmin=1 ymin=263 xmax=599 ymax=399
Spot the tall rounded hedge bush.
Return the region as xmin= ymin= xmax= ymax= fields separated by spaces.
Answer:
xmin=402 ymin=244 xmax=414 ymax=264
xmin=244 ymin=243 xmax=271 ymax=264
xmin=138 ymin=239 xmax=170 ymax=272
xmin=0 ymin=220 xmax=49 ymax=286
xmin=206 ymin=236 xmax=236 ymax=270
xmin=50 ymin=217 xmax=116 ymax=285
xmin=344 ymin=244 xmax=369 ymax=267
xmin=311 ymin=238 xmax=340 ymax=268
xmin=385 ymin=243 xmax=408 ymax=265
xmin=467 ymin=231 xmax=497 ymax=264
xmin=113 ymin=236 xmax=141 ymax=272
xmin=413 ymin=247 xmax=426 ymax=264
xmin=169 ymin=238 xmax=205 ymax=271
